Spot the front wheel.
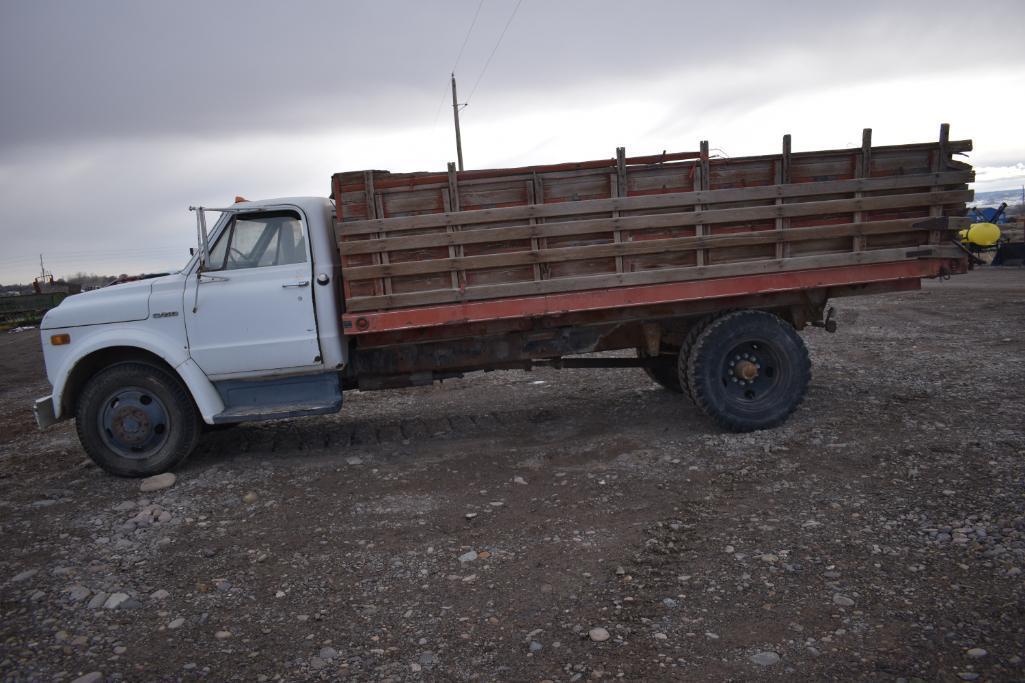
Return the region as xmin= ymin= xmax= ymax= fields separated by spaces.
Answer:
xmin=684 ymin=310 xmax=810 ymax=432
xmin=75 ymin=362 xmax=201 ymax=477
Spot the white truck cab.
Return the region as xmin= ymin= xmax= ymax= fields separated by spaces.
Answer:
xmin=35 ymin=197 xmax=347 ymax=476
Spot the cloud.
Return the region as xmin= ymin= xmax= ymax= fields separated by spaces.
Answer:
xmin=1 ymin=0 xmax=1024 ymax=282
xmin=974 ymin=164 xmax=1025 ymax=193
xmin=3 ymin=0 xmax=1022 ymax=147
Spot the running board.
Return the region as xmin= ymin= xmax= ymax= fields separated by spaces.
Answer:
xmin=211 ymin=373 xmax=342 ymax=424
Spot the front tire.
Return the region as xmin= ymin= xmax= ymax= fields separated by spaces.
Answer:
xmin=75 ymin=362 xmax=201 ymax=477
xmin=685 ymin=310 xmax=810 ymax=432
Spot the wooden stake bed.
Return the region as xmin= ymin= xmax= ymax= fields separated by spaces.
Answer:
xmin=333 ymin=128 xmax=973 ymax=337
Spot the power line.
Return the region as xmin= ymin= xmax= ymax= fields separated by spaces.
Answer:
xmin=467 ymin=0 xmax=523 ymax=103
xmin=433 ymin=0 xmax=487 ymax=127
xmin=452 ymin=0 xmax=486 ymax=74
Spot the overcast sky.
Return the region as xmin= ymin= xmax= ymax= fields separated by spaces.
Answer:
xmin=2 ymin=0 xmax=1024 ymax=283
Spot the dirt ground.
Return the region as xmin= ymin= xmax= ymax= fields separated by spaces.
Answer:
xmin=1 ymin=268 xmax=1023 ymax=683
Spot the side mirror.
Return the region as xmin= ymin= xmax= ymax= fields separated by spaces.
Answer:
xmin=189 ymin=247 xmax=195 ymax=256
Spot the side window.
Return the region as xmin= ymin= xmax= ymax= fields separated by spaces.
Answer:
xmin=206 ymin=227 xmax=230 ymax=270
xmin=204 ymin=210 xmax=307 ymax=271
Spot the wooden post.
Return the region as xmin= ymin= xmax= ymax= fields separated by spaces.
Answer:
xmin=853 ymin=128 xmax=872 ymax=252
xmin=694 ymin=140 xmax=710 ymax=266
xmin=363 ymin=171 xmax=387 ymax=296
xmin=532 ymin=173 xmax=548 ymax=279
xmin=362 ymin=170 xmax=377 ymax=220
xmin=373 ymin=194 xmax=393 ymax=295
xmin=612 ymin=146 xmax=627 ymax=273
xmin=446 ymin=162 xmax=464 ymax=289
xmin=928 ymin=123 xmax=950 ymax=244
xmin=937 ymin=123 xmax=950 ymax=170
xmin=775 ymin=135 xmax=791 ymax=258
xmin=525 ymin=179 xmax=542 ymax=282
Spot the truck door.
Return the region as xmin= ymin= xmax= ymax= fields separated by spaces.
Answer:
xmin=183 ymin=209 xmax=323 ymax=377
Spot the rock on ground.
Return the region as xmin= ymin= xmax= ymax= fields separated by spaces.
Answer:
xmin=750 ymin=651 xmax=781 ymax=666
xmin=139 ymin=472 xmax=176 ymax=492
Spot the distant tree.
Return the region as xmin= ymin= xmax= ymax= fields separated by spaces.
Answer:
xmin=65 ymin=272 xmax=118 ymax=289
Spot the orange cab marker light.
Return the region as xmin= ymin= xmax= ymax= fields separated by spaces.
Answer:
xmin=234 ymin=196 xmax=249 ymax=204
xmin=50 ymin=334 xmax=71 ymax=346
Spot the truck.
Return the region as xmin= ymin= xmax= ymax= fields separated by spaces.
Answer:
xmin=34 ymin=125 xmax=974 ymax=477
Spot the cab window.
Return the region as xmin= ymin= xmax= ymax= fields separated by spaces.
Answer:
xmin=205 ymin=210 xmax=307 ymax=271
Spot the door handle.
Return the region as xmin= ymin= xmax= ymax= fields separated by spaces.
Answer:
xmin=282 ymin=280 xmax=310 ymax=288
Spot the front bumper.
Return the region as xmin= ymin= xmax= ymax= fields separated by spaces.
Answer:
xmin=34 ymin=395 xmax=57 ymax=430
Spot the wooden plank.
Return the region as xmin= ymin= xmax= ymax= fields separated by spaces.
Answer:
xmin=779 ymin=139 xmax=969 ymax=161
xmin=853 ymin=128 xmax=872 ymax=252
xmin=344 ymin=245 xmax=965 ymax=312
xmin=455 ymin=165 xmax=618 ymax=186
xmin=339 ymin=169 xmax=972 ymax=236
xmin=346 ymin=264 xmax=934 ymax=339
xmin=340 ymin=188 xmax=973 ymax=256
xmin=343 ymin=217 xmax=962 ymax=282
xmin=336 ymin=153 xmax=702 ymax=194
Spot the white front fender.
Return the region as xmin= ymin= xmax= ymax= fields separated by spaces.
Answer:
xmin=48 ymin=323 xmax=225 ymax=423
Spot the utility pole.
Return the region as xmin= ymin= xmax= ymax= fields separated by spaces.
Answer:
xmin=451 ymin=73 xmax=465 ymax=172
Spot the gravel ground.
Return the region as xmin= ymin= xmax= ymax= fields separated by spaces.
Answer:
xmin=0 ymin=267 xmax=1023 ymax=682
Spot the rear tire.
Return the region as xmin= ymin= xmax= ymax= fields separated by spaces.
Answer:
xmin=675 ymin=313 xmax=719 ymax=403
xmin=685 ymin=310 xmax=810 ymax=432
xmin=75 ymin=362 xmax=201 ymax=477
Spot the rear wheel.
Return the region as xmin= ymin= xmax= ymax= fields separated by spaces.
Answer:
xmin=685 ymin=310 xmax=810 ymax=432
xmin=675 ymin=313 xmax=719 ymax=402
xmin=75 ymin=362 xmax=201 ymax=477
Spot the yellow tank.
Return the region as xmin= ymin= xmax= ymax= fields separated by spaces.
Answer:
xmin=958 ymin=222 xmax=1002 ymax=248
